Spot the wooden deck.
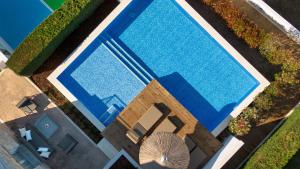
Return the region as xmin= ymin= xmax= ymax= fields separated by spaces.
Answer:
xmin=102 ymin=80 xmax=221 ymax=167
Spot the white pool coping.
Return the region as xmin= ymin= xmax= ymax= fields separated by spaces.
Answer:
xmin=247 ymin=0 xmax=300 ymax=44
xmin=203 ymin=135 xmax=244 ymax=169
xmin=48 ymin=0 xmax=269 ymax=135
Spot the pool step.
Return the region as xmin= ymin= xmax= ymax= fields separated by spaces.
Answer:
xmin=103 ymin=112 xmax=119 ymax=126
xmin=102 ymin=34 xmax=153 ymax=84
xmin=105 ymin=34 xmax=154 ymax=81
xmin=102 ymin=41 xmax=149 ymax=84
xmin=98 ymin=109 xmax=119 ymax=126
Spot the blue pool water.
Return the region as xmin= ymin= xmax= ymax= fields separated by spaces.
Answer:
xmin=59 ymin=0 xmax=259 ymax=131
xmin=58 ymin=37 xmax=145 ymax=126
xmin=0 ymin=0 xmax=51 ymax=49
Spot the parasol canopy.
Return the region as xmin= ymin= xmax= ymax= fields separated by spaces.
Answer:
xmin=139 ymin=132 xmax=190 ymax=169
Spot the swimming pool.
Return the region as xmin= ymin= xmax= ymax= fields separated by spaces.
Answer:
xmin=49 ymin=0 xmax=269 ymax=134
xmin=0 ymin=0 xmax=51 ymax=51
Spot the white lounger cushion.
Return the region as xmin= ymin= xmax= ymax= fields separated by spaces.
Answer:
xmin=138 ymin=105 xmax=163 ymax=131
xmin=40 ymin=151 xmax=51 ymax=158
xmin=18 ymin=128 xmax=26 ymax=138
xmin=37 ymin=147 xmax=49 ymax=152
xmin=153 ymin=118 xmax=177 ymax=133
xmin=25 ymin=130 xmax=32 ymax=141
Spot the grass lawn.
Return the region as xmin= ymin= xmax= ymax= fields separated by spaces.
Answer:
xmin=244 ymin=106 xmax=300 ymax=169
xmin=44 ymin=0 xmax=64 ymax=10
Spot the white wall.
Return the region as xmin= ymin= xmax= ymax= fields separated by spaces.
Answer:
xmin=203 ymin=136 xmax=244 ymax=169
xmin=247 ymin=0 xmax=300 ymax=44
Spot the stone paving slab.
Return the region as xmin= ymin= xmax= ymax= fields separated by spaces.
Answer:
xmin=0 ymin=69 xmax=109 ymax=169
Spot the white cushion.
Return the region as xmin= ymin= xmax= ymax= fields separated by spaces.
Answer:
xmin=40 ymin=151 xmax=51 ymax=158
xmin=18 ymin=128 xmax=26 ymax=138
xmin=25 ymin=130 xmax=32 ymax=141
xmin=37 ymin=147 xmax=49 ymax=152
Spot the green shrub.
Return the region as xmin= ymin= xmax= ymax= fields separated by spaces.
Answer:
xmin=275 ymin=71 xmax=299 ymax=85
xmin=244 ymin=107 xmax=300 ymax=169
xmin=229 ymin=107 xmax=257 ymax=135
xmin=254 ymin=94 xmax=273 ymax=111
xmin=202 ymin=0 xmax=215 ymax=6
xmin=207 ymin=0 xmax=263 ymax=48
xmin=7 ymin=0 xmax=104 ymax=76
xmin=242 ymin=107 xmax=259 ymax=120
xmin=264 ymin=83 xmax=281 ymax=97
xmin=229 ymin=116 xmax=252 ymax=136
xmin=259 ymin=33 xmax=300 ymax=72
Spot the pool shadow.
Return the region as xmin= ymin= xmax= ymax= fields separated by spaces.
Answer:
xmin=105 ymin=0 xmax=154 ymax=37
xmin=158 ymin=72 xmax=236 ymax=131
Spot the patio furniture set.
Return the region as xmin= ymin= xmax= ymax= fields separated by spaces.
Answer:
xmin=16 ymin=97 xmax=38 ymax=115
xmin=16 ymin=97 xmax=78 ymax=161
xmin=19 ymin=123 xmax=55 ymax=159
xmin=125 ymin=104 xmax=207 ymax=169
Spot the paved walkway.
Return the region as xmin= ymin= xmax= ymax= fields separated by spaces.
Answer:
xmin=264 ymin=0 xmax=300 ymax=30
xmin=0 ymin=69 xmax=109 ymax=169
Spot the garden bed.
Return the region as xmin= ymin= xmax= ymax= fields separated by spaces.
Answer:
xmin=31 ymin=0 xmax=119 ymax=143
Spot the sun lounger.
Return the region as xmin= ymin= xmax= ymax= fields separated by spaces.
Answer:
xmin=153 ymin=117 xmax=177 ymax=133
xmin=136 ymin=105 xmax=163 ymax=131
xmin=126 ymin=105 xmax=163 ymax=143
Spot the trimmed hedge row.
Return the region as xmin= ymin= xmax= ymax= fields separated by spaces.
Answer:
xmin=244 ymin=107 xmax=300 ymax=169
xmin=7 ymin=0 xmax=104 ymax=76
xmin=202 ymin=0 xmax=264 ymax=48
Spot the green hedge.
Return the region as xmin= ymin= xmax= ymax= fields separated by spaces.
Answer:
xmin=7 ymin=0 xmax=104 ymax=76
xmin=244 ymin=107 xmax=300 ymax=169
